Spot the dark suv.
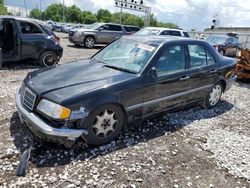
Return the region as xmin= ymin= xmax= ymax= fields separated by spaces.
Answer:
xmin=0 ymin=16 xmax=63 ymax=67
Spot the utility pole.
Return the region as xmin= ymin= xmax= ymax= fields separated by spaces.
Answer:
xmin=62 ymin=0 xmax=65 ymax=22
xmin=119 ymin=6 xmax=123 ymax=24
xmin=23 ymin=0 xmax=28 ymax=17
xmin=39 ymin=0 xmax=42 ymax=20
xmin=119 ymin=0 xmax=123 ymax=24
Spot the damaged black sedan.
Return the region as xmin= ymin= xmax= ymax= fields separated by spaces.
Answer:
xmin=16 ymin=36 xmax=236 ymax=147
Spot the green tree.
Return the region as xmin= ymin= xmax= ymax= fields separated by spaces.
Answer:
xmin=96 ymin=9 xmax=112 ymax=22
xmin=66 ymin=5 xmax=82 ymax=23
xmin=81 ymin=11 xmax=97 ymax=24
xmin=0 ymin=0 xmax=8 ymax=15
xmin=29 ymin=8 xmax=41 ymax=19
xmin=44 ymin=4 xmax=66 ymax=22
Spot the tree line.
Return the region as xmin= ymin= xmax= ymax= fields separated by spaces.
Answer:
xmin=0 ymin=0 xmax=8 ymax=15
xmin=29 ymin=3 xmax=178 ymax=28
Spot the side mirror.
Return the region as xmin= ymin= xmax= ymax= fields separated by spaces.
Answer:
xmin=99 ymin=27 xmax=104 ymax=32
xmin=150 ymin=67 xmax=157 ymax=79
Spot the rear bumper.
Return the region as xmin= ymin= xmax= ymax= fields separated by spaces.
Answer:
xmin=16 ymin=91 xmax=88 ymax=146
xmin=54 ymin=45 xmax=63 ymax=59
xmin=225 ymin=75 xmax=237 ymax=92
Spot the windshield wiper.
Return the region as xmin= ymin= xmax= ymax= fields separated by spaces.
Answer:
xmin=103 ymin=64 xmax=137 ymax=74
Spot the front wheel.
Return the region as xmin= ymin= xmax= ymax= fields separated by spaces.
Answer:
xmin=204 ymin=83 xmax=223 ymax=108
xmin=84 ymin=36 xmax=95 ymax=49
xmin=80 ymin=104 xmax=124 ymax=146
xmin=39 ymin=51 xmax=58 ymax=67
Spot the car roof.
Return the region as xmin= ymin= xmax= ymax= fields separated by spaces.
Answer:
xmin=143 ymin=27 xmax=187 ymax=32
xmin=0 ymin=15 xmax=46 ymax=25
xmin=122 ymin=35 xmax=201 ymax=45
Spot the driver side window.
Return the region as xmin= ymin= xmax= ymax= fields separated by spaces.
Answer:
xmin=156 ymin=45 xmax=185 ymax=76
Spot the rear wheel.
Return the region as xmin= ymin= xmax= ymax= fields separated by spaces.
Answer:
xmin=39 ymin=51 xmax=58 ymax=67
xmin=84 ymin=36 xmax=95 ymax=49
xmin=204 ymin=83 xmax=223 ymax=108
xmin=81 ymin=104 xmax=124 ymax=146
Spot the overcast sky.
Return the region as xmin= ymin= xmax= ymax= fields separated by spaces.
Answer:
xmin=4 ymin=0 xmax=250 ymax=31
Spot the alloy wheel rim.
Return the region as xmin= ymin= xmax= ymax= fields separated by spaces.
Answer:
xmin=209 ymin=85 xmax=222 ymax=106
xmin=86 ymin=38 xmax=94 ymax=48
xmin=92 ymin=109 xmax=118 ymax=138
xmin=43 ymin=54 xmax=56 ymax=67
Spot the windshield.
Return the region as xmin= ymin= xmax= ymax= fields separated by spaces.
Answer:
xmin=86 ymin=23 xmax=102 ymax=30
xmin=134 ymin=28 xmax=161 ymax=36
xmin=92 ymin=38 xmax=159 ymax=73
xmin=206 ymin=36 xmax=228 ymax=44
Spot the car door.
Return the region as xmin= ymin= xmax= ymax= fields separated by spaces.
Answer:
xmin=18 ymin=20 xmax=45 ymax=59
xmin=186 ymin=43 xmax=219 ymax=103
xmin=105 ymin=24 xmax=123 ymax=42
xmin=142 ymin=44 xmax=190 ymax=118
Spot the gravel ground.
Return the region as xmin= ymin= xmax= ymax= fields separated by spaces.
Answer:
xmin=0 ymin=33 xmax=249 ymax=188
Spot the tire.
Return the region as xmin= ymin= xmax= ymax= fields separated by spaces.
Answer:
xmin=84 ymin=36 xmax=95 ymax=49
xmin=39 ymin=51 xmax=58 ymax=67
xmin=80 ymin=104 xmax=124 ymax=146
xmin=204 ymin=83 xmax=223 ymax=108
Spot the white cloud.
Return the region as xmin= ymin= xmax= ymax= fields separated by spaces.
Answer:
xmin=5 ymin=0 xmax=250 ymax=30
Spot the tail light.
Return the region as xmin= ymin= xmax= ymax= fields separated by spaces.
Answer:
xmin=54 ymin=36 xmax=60 ymax=45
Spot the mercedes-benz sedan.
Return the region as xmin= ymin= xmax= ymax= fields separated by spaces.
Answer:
xmin=16 ymin=36 xmax=236 ymax=147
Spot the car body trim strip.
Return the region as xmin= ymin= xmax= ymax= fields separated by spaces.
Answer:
xmin=126 ymin=84 xmax=213 ymax=111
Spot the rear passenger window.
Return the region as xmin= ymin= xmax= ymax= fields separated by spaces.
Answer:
xmin=160 ymin=30 xmax=181 ymax=36
xmin=156 ymin=45 xmax=185 ymax=75
xmin=124 ymin=26 xmax=131 ymax=32
xmin=160 ymin=30 xmax=169 ymax=35
xmin=107 ymin=25 xmax=122 ymax=31
xmin=19 ymin=21 xmax=43 ymax=34
xmin=206 ymin=50 xmax=216 ymax=65
xmin=188 ymin=45 xmax=207 ymax=68
xmin=188 ymin=45 xmax=216 ymax=67
xmin=183 ymin=32 xmax=190 ymax=37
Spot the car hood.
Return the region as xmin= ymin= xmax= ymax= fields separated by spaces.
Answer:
xmin=25 ymin=59 xmax=135 ymax=102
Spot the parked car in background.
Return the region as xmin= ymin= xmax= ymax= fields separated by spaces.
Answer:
xmin=16 ymin=36 xmax=236 ymax=147
xmin=206 ymin=35 xmax=241 ymax=57
xmin=123 ymin=25 xmax=141 ymax=34
xmin=134 ymin=27 xmax=190 ymax=37
xmin=69 ymin=23 xmax=136 ymax=48
xmin=62 ymin=24 xmax=74 ymax=33
xmin=53 ymin=23 xmax=64 ymax=32
xmin=45 ymin=20 xmax=55 ymax=30
xmin=0 ymin=16 xmax=63 ymax=66
xmin=67 ymin=24 xmax=85 ymax=34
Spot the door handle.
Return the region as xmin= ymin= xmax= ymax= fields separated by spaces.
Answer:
xmin=209 ymin=69 xmax=217 ymax=73
xmin=179 ymin=76 xmax=190 ymax=81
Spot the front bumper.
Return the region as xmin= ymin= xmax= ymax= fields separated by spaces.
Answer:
xmin=69 ymin=35 xmax=84 ymax=45
xmin=16 ymin=91 xmax=88 ymax=145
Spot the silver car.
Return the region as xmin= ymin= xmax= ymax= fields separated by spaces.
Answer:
xmin=69 ymin=23 xmax=129 ymax=48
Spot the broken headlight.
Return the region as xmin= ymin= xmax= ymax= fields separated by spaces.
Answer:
xmin=37 ymin=99 xmax=71 ymax=120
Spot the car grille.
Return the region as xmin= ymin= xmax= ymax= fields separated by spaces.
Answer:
xmin=21 ymin=86 xmax=37 ymax=111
